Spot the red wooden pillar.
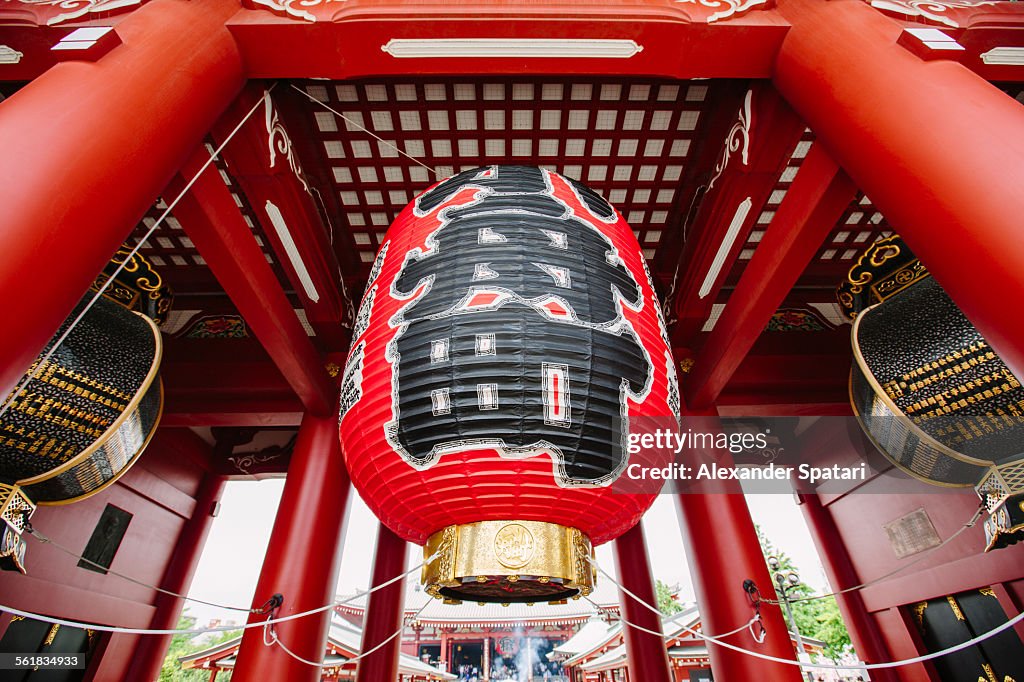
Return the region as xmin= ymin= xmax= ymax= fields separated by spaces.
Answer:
xmin=796 ymin=493 xmax=899 ymax=682
xmin=232 ymin=412 xmax=351 ymax=682
xmin=676 ymin=478 xmax=802 ymax=680
xmin=356 ymin=525 xmax=409 ymax=682
xmin=125 ymin=472 xmax=227 ymax=681
xmin=775 ymin=0 xmax=1024 ymax=380
xmin=0 ymin=0 xmax=244 ymax=399
xmin=613 ymin=523 xmax=673 ymax=682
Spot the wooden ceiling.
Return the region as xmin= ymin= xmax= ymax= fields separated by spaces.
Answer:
xmin=121 ymin=75 xmax=907 ymax=352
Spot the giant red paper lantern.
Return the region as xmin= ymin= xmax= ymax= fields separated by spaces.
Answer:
xmin=339 ymin=166 xmax=677 ymax=603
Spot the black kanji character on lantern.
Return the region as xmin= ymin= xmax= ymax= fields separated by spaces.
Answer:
xmin=388 ymin=166 xmax=652 ymax=485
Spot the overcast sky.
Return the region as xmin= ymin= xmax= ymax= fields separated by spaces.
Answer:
xmin=184 ymin=480 xmax=828 ymax=628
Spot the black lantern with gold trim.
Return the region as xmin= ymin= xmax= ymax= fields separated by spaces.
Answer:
xmin=840 ymin=236 xmax=1024 ymax=551
xmin=0 ymin=249 xmax=168 ymax=572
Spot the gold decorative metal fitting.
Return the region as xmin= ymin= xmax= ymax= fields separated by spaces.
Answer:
xmin=836 ymin=235 xmax=928 ymax=319
xmin=0 ymin=484 xmax=36 ymax=534
xmin=422 ymin=520 xmax=596 ymax=604
xmin=0 ymin=484 xmax=33 ymax=574
xmin=977 ymin=463 xmax=1024 ymax=552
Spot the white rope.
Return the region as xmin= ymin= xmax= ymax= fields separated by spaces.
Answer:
xmin=290 ymin=83 xmax=438 ymax=177
xmin=590 ymin=554 xmax=1024 ymax=671
xmin=28 ymin=525 xmax=256 ymax=613
xmin=264 ymin=599 xmax=433 ymax=668
xmin=749 ymin=616 xmax=766 ymax=644
xmin=583 ymin=596 xmax=758 ymax=641
xmin=764 ymin=503 xmax=986 ymax=605
xmin=0 ymin=552 xmax=434 ymax=636
xmin=0 ymin=85 xmax=275 ymax=419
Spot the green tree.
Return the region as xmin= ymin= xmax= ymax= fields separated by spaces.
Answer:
xmin=158 ymin=611 xmax=238 ymax=682
xmin=757 ymin=526 xmax=852 ymax=660
xmin=655 ymin=579 xmax=683 ymax=616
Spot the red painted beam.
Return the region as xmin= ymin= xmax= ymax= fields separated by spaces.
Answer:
xmin=0 ymin=0 xmax=244 ymax=400
xmin=670 ymin=84 xmax=808 ymax=345
xmin=683 ymin=145 xmax=856 ymax=409
xmin=161 ymin=401 xmax=305 ymax=428
xmin=0 ymin=24 xmax=122 ymax=82
xmin=228 ymin=12 xmax=787 ymax=80
xmin=161 ymin=337 xmax=306 ymax=427
xmin=356 ymin=525 xmax=409 ymax=682
xmin=614 ymin=522 xmax=673 ymax=682
xmin=233 ymin=411 xmax=351 ymax=682
xmin=211 ymin=84 xmax=353 ymax=351
xmin=679 ymin=331 xmax=853 ymax=414
xmin=169 ymin=146 xmax=335 ymax=417
xmin=272 ymin=85 xmax=366 ymax=287
xmin=775 ymin=0 xmax=1024 ymax=381
xmin=654 ymin=81 xmax=750 ymax=278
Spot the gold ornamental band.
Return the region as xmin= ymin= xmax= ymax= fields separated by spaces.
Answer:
xmin=422 ymin=520 xmax=596 ymax=600
xmin=850 ymin=308 xmax=998 ymax=472
xmin=16 ymin=311 xmax=164 ymax=505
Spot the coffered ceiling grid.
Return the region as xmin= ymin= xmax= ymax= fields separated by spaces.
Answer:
xmin=289 ymin=78 xmax=723 ymax=275
xmin=126 ymin=144 xmax=292 ymax=296
xmin=725 ymin=129 xmax=897 ymax=298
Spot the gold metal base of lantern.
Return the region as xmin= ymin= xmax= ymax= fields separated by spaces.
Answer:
xmin=422 ymin=520 xmax=596 ymax=605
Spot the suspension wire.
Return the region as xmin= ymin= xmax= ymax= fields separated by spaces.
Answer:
xmin=290 ymin=83 xmax=439 ymax=177
xmin=762 ymin=502 xmax=986 ymax=605
xmin=0 ymin=552 xmax=435 ymax=637
xmin=589 ymin=553 xmax=1024 ymax=671
xmin=0 ymin=85 xmax=275 ymax=420
xmin=264 ymin=598 xmax=433 ymax=668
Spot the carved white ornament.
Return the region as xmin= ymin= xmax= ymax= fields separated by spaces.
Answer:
xmin=707 ymin=89 xmax=752 ymax=192
xmin=678 ymin=0 xmax=768 ymax=23
xmin=0 ymin=46 xmax=24 ymax=64
xmin=263 ymin=89 xmax=310 ymax=194
xmin=381 ymin=38 xmax=643 ymax=58
xmin=870 ymin=1 xmax=1000 ymax=28
xmin=15 ymin=0 xmax=141 ymax=26
xmin=249 ymin=0 xmax=338 ymax=22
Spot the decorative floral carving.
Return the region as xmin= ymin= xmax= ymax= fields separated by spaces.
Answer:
xmin=228 ymin=452 xmax=284 ymax=475
xmin=678 ymin=0 xmax=769 ymax=23
xmin=435 ymin=526 xmax=457 ymax=583
xmin=181 ymin=315 xmax=248 ymax=339
xmin=249 ymin=0 xmax=339 ymax=23
xmin=870 ymin=1 xmax=1000 ymax=28
xmin=766 ymin=307 xmax=834 ymax=333
xmin=708 ymin=88 xmax=752 ymax=191
xmin=15 ymin=0 xmax=143 ymax=26
xmin=263 ymin=89 xmax=310 ymax=194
